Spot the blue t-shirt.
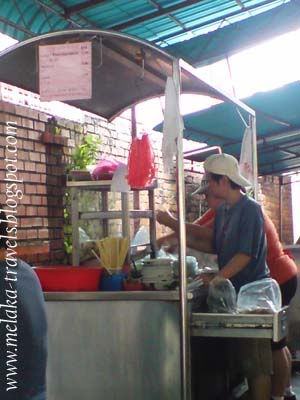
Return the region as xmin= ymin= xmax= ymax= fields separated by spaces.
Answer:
xmin=213 ymin=195 xmax=269 ymax=292
xmin=0 ymin=259 xmax=47 ymax=399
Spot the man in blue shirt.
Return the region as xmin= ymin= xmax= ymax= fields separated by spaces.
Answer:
xmin=199 ymin=153 xmax=271 ymax=400
xmin=0 ymin=207 xmax=47 ymax=399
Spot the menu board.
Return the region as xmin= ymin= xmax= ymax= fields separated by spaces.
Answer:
xmin=39 ymin=41 xmax=92 ymax=102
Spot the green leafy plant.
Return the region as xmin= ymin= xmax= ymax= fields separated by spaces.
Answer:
xmin=67 ymin=134 xmax=101 ymax=171
xmin=64 ymin=134 xmax=101 ymax=259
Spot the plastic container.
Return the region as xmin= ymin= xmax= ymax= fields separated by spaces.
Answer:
xmin=141 ymin=259 xmax=174 ymax=290
xmin=100 ymin=272 xmax=126 ymax=291
xmin=34 ymin=266 xmax=103 ymax=292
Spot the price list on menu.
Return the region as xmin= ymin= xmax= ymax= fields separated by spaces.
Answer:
xmin=39 ymin=41 xmax=92 ymax=101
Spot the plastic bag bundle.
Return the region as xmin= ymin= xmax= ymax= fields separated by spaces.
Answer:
xmin=127 ymin=133 xmax=156 ymax=188
xmin=207 ymin=279 xmax=237 ymax=313
xmin=237 ymin=278 xmax=282 ymax=313
xmin=91 ymin=159 xmax=122 ymax=180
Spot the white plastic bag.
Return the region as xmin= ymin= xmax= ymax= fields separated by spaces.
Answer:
xmin=237 ymin=278 xmax=282 ymax=313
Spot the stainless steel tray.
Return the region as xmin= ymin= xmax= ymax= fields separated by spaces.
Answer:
xmin=190 ymin=307 xmax=288 ymax=342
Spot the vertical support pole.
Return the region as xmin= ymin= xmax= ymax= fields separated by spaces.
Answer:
xmin=101 ymin=191 xmax=109 ymax=237
xmin=71 ymin=187 xmax=80 ymax=266
xmin=174 ymin=59 xmax=191 ymax=400
xmin=250 ymin=113 xmax=258 ymax=200
xmin=279 ymin=176 xmax=283 ymax=241
xmin=121 ymin=192 xmax=130 ymax=238
xmin=121 ymin=192 xmax=130 ymax=261
xmin=148 ymin=188 xmax=157 ymax=249
xmin=131 ymin=106 xmax=140 ymax=234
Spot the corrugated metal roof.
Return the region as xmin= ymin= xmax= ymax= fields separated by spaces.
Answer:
xmin=0 ymin=0 xmax=292 ymax=65
xmin=155 ymin=81 xmax=300 ymax=175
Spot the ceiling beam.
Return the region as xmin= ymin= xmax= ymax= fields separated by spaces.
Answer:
xmin=65 ymin=0 xmax=109 ymax=16
xmin=110 ymin=0 xmax=204 ymax=31
xmin=153 ymin=0 xmax=279 ymax=44
xmin=0 ymin=16 xmax=33 ymax=37
xmin=33 ymin=0 xmax=82 ymax=27
xmin=147 ymin=0 xmax=189 ymax=32
xmin=32 ymin=0 xmax=99 ymax=30
xmin=183 ymin=125 xmax=232 ymax=144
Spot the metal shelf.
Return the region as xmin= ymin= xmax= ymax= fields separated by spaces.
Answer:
xmin=68 ymin=180 xmax=157 ymax=266
xmin=190 ymin=307 xmax=288 ymax=342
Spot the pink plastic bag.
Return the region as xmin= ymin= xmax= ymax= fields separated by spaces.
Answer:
xmin=91 ymin=159 xmax=122 ymax=180
xmin=127 ymin=133 xmax=156 ymax=188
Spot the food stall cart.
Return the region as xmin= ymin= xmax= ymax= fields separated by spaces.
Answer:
xmin=0 ymin=29 xmax=286 ymax=400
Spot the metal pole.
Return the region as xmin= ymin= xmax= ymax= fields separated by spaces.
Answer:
xmin=279 ymin=176 xmax=283 ymax=241
xmin=173 ymin=59 xmax=191 ymax=400
xmin=250 ymin=113 xmax=258 ymax=200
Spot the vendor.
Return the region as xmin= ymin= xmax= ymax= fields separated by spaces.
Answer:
xmin=158 ymin=153 xmax=272 ymax=400
xmin=157 ymin=177 xmax=298 ymax=400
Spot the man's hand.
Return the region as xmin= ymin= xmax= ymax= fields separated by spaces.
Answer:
xmin=199 ymin=272 xmax=217 ymax=286
xmin=156 ymin=210 xmax=178 ymax=229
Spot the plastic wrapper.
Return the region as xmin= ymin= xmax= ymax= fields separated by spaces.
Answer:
xmin=91 ymin=159 xmax=123 ymax=180
xmin=207 ymin=278 xmax=237 ymax=313
xmin=237 ymin=278 xmax=282 ymax=314
xmin=188 ymin=280 xmax=209 ymax=313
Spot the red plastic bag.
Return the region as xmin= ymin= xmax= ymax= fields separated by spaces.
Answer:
xmin=127 ymin=133 xmax=156 ymax=188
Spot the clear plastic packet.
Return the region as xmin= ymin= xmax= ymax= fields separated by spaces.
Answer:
xmin=207 ymin=278 xmax=237 ymax=313
xmin=237 ymin=278 xmax=282 ymax=314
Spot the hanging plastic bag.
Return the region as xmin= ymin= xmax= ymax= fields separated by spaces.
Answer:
xmin=127 ymin=133 xmax=156 ymax=188
xmin=237 ymin=278 xmax=282 ymax=314
xmin=207 ymin=278 xmax=237 ymax=313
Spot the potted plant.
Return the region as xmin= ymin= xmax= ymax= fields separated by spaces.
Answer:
xmin=67 ymin=134 xmax=101 ymax=180
xmin=42 ymin=116 xmax=66 ymax=145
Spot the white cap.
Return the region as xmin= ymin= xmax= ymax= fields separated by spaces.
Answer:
xmin=204 ymin=153 xmax=252 ymax=188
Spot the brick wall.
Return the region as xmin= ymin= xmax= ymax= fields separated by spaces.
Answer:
xmin=0 ymin=101 xmax=180 ymax=264
xmin=259 ymin=175 xmax=293 ymax=244
xmin=0 ymin=101 xmax=67 ymax=264
xmin=0 ymin=100 xmax=295 ymax=266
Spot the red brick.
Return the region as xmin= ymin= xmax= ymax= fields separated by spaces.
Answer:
xmin=36 ymin=185 xmax=47 ymax=195
xmin=30 ymin=196 xmax=43 ymax=206
xmin=35 ymin=163 xmax=46 ymax=173
xmin=29 ymin=152 xmax=41 ymax=162
xmin=22 ymin=118 xmax=34 ymax=129
xmin=35 ymin=142 xmax=45 ymax=153
xmin=37 ymin=207 xmax=48 ymax=217
xmin=23 ymin=140 xmax=34 ymax=151
xmin=29 ymin=173 xmax=41 ymax=183
xmin=34 ymin=121 xmax=45 ymax=131
xmin=26 ymin=229 xmax=38 ymax=239
xmin=16 ymin=129 xmax=28 ymax=139
xmin=24 ymin=161 xmax=35 ymax=171
xmin=25 ymin=184 xmax=37 ymax=194
xmin=25 ymin=208 xmax=40 ymax=219
xmin=38 ymin=229 xmax=49 ymax=239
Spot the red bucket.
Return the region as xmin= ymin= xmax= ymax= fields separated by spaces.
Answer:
xmin=34 ymin=266 xmax=103 ymax=292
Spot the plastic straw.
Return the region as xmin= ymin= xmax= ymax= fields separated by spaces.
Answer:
xmin=91 ymin=249 xmax=112 ymax=276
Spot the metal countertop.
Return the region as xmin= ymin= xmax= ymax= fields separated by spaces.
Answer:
xmin=44 ymin=290 xmax=184 ymax=301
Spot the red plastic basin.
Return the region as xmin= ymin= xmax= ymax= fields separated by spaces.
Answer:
xmin=34 ymin=266 xmax=103 ymax=292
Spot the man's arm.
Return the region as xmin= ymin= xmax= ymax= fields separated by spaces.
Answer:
xmin=214 ymin=253 xmax=251 ymax=280
xmin=186 ymin=235 xmax=215 ymax=254
xmin=156 ymin=210 xmax=214 ymax=241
